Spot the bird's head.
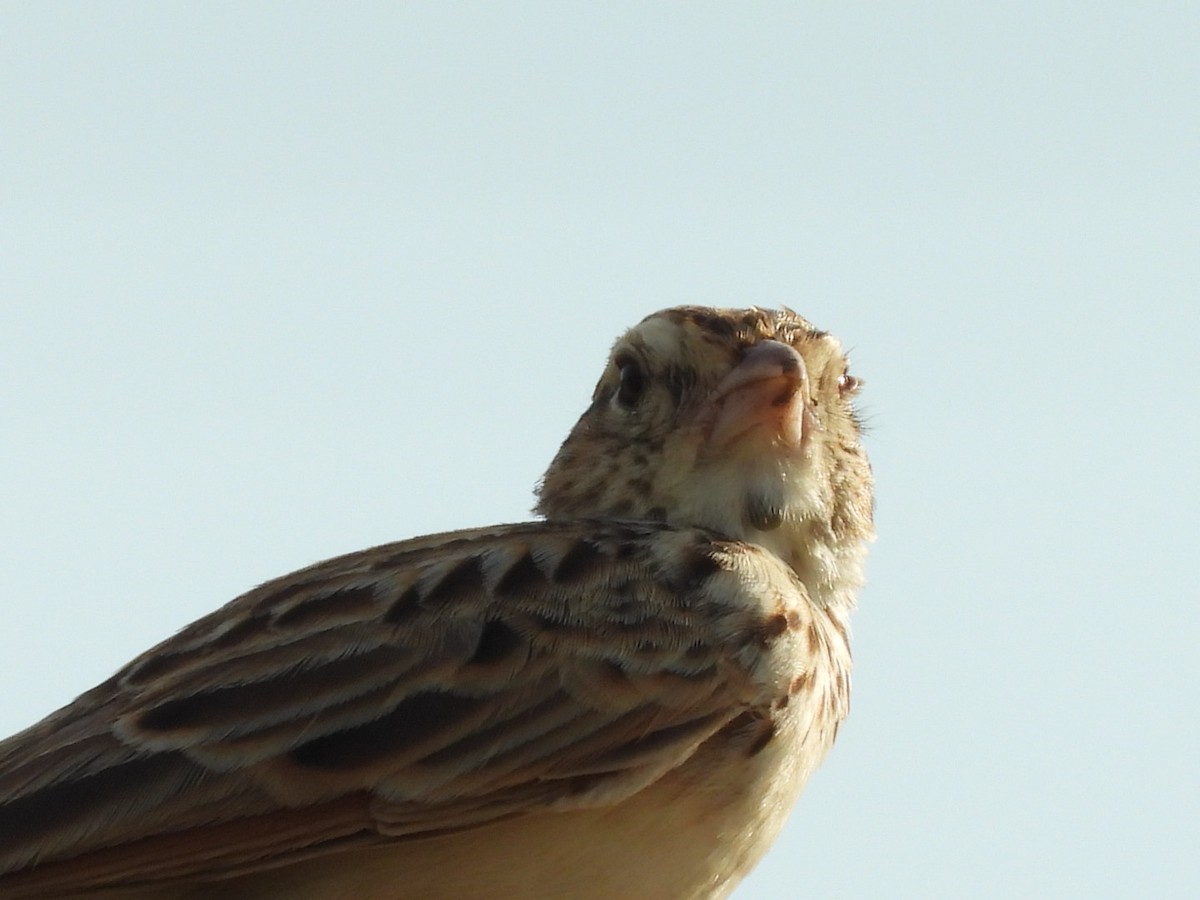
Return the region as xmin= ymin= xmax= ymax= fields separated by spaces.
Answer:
xmin=535 ymin=306 xmax=874 ymax=608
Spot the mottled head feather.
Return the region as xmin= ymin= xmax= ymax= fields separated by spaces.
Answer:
xmin=536 ymin=306 xmax=873 ymax=609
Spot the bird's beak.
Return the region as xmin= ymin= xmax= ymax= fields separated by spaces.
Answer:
xmin=699 ymin=340 xmax=814 ymax=453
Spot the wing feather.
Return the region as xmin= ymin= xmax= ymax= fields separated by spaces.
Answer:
xmin=0 ymin=520 xmax=805 ymax=895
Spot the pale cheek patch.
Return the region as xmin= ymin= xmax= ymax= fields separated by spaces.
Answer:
xmin=630 ymin=318 xmax=690 ymax=372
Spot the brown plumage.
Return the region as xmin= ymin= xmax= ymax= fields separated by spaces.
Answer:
xmin=0 ymin=306 xmax=873 ymax=899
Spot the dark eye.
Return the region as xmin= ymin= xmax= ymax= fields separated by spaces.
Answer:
xmin=614 ymin=354 xmax=647 ymax=408
xmin=837 ymin=372 xmax=862 ymax=396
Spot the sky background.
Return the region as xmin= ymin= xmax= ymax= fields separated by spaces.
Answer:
xmin=2 ymin=4 xmax=1197 ymax=898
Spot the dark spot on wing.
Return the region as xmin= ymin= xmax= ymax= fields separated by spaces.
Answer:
xmin=290 ymin=692 xmax=487 ymax=770
xmin=0 ymin=753 xmax=195 ymax=856
xmin=370 ymin=537 xmax=478 ymax=572
xmin=419 ymin=692 xmax=572 ymax=768
xmin=246 ymin=579 xmax=315 ymax=614
xmin=552 ymin=540 xmax=606 ymax=583
xmin=467 ymin=619 xmax=524 ymax=667
xmin=423 ymin=556 xmax=486 ymax=605
xmin=135 ymin=645 xmax=415 ymax=733
xmin=671 ymin=542 xmax=725 ymax=591
xmin=208 ymin=614 xmax=274 ymax=649
xmin=492 ymin=549 xmax=545 ymax=597
xmin=134 ymin=687 xmax=241 ymax=733
xmin=273 ymin=584 xmax=378 ymax=628
xmin=382 ymin=583 xmax=423 ymax=625
xmin=123 ymin=648 xmax=201 ymax=687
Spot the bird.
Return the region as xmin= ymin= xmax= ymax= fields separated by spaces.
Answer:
xmin=0 ymin=305 xmax=874 ymax=899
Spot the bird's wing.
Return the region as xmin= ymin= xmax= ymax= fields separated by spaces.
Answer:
xmin=0 ymin=519 xmax=806 ymax=895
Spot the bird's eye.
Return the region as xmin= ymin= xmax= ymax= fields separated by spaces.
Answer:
xmin=614 ymin=354 xmax=647 ymax=409
xmin=837 ymin=372 xmax=862 ymax=396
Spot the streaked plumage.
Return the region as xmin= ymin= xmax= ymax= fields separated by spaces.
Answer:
xmin=0 ymin=306 xmax=873 ymax=899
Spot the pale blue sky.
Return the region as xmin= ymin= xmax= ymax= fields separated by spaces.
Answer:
xmin=2 ymin=4 xmax=1197 ymax=898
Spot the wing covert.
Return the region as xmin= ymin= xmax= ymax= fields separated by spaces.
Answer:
xmin=0 ymin=519 xmax=808 ymax=894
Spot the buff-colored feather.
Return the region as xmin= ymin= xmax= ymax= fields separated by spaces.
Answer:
xmin=0 ymin=306 xmax=873 ymax=899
